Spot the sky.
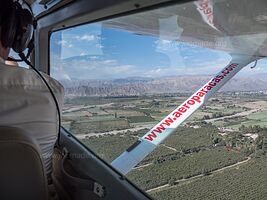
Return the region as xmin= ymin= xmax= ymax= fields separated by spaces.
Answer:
xmin=50 ymin=20 xmax=267 ymax=81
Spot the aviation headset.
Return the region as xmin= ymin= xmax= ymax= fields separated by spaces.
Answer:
xmin=0 ymin=0 xmax=33 ymax=53
xmin=0 ymin=0 xmax=62 ymax=144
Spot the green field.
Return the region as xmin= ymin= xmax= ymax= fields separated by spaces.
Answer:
xmin=82 ymin=134 xmax=136 ymax=162
xmin=152 ymin=155 xmax=267 ymax=200
xmin=62 ymin=93 xmax=267 ymax=200
xmin=70 ymin=119 xmax=130 ymax=134
xmin=208 ymin=109 xmax=267 ymax=130
xmin=127 ymin=148 xmax=246 ymax=190
xmin=127 ymin=116 xmax=155 ymax=123
xmin=164 ymin=126 xmax=217 ymax=150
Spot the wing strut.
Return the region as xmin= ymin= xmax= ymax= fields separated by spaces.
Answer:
xmin=111 ymin=54 xmax=259 ymax=175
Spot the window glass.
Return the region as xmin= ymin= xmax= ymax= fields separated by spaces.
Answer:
xmin=7 ymin=49 xmax=29 ymax=68
xmin=50 ymin=1 xmax=267 ymax=199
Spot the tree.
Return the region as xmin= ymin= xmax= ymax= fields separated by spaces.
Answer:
xmin=254 ymin=149 xmax=265 ymax=157
xmin=262 ymin=138 xmax=267 ymax=152
xmin=212 ymin=112 xmax=224 ymax=118
xmin=202 ymin=169 xmax=211 ymax=176
xmin=218 ymin=140 xmax=226 ymax=147
xmin=241 ymin=147 xmax=253 ymax=156
xmin=203 ymin=115 xmax=210 ymax=120
xmin=212 ymin=137 xmax=222 ymax=145
xmin=168 ymin=177 xmax=176 ymax=186
xmin=255 ymin=136 xmax=263 ymax=150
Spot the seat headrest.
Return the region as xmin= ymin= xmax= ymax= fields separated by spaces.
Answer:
xmin=0 ymin=126 xmax=48 ymax=200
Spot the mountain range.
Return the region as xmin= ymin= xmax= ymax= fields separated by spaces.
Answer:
xmin=61 ymin=74 xmax=267 ymax=97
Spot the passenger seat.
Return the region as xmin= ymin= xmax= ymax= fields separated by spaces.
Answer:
xmin=0 ymin=126 xmax=48 ymax=200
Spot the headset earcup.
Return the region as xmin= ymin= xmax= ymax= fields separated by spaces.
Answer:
xmin=12 ymin=7 xmax=33 ymax=53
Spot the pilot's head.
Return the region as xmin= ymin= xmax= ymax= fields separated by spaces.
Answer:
xmin=0 ymin=0 xmax=33 ymax=60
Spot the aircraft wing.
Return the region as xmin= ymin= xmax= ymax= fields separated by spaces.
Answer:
xmin=104 ymin=0 xmax=267 ymax=57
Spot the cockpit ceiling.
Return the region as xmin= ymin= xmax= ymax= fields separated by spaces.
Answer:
xmin=104 ymin=0 xmax=267 ymax=57
xmin=25 ymin=0 xmax=35 ymax=5
xmin=24 ymin=0 xmax=54 ymax=5
xmin=24 ymin=0 xmax=74 ymax=17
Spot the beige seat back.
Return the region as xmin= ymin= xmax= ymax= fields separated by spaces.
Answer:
xmin=0 ymin=126 xmax=48 ymax=200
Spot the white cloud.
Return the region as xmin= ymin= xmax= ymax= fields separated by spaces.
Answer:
xmin=51 ymin=57 xmax=140 ymax=79
xmin=155 ymin=39 xmax=178 ymax=51
xmin=102 ymin=60 xmax=117 ymax=64
xmin=90 ymin=56 xmax=99 ymax=60
xmin=61 ymin=73 xmax=71 ymax=81
xmin=57 ymin=40 xmax=74 ymax=49
xmin=107 ymin=65 xmax=136 ymax=73
xmin=159 ymin=40 xmax=172 ymax=45
xmin=57 ymin=40 xmax=67 ymax=46
xmin=96 ymin=44 xmax=104 ymax=49
xmin=74 ymin=34 xmax=98 ymax=42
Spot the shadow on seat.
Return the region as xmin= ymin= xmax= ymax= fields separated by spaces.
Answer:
xmin=0 ymin=126 xmax=48 ymax=200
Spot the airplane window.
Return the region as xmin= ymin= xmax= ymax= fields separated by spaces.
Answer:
xmin=50 ymin=0 xmax=267 ymax=199
xmin=8 ymin=49 xmax=29 ymax=68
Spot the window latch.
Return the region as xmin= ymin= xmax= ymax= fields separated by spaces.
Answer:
xmin=94 ymin=182 xmax=105 ymax=198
